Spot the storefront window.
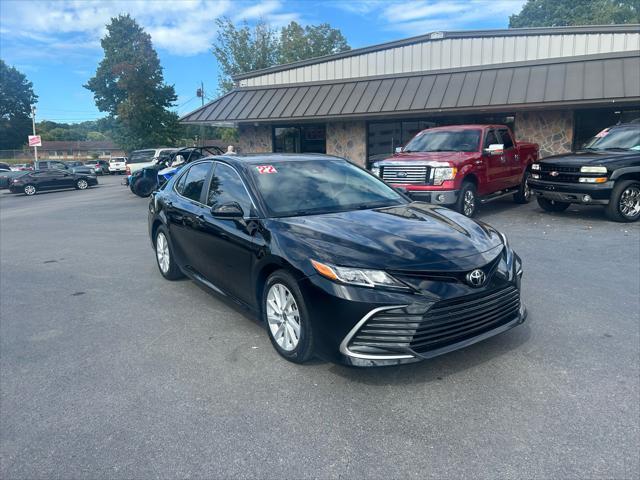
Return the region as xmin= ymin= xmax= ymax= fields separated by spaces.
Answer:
xmin=273 ymin=125 xmax=326 ymax=154
xmin=573 ymin=108 xmax=640 ymax=150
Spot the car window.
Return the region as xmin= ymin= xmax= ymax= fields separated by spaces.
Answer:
xmin=484 ymin=130 xmax=500 ymax=148
xmin=497 ymin=129 xmax=514 ymax=149
xmin=179 ymin=162 xmax=211 ymax=203
xmin=128 ymin=150 xmax=155 ymax=163
xmin=206 ymin=163 xmax=254 ymax=215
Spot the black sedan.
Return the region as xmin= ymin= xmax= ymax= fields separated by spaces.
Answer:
xmin=148 ymin=154 xmax=526 ymax=366
xmin=9 ymin=169 xmax=98 ymax=196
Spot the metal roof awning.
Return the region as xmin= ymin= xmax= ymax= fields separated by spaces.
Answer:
xmin=181 ymin=52 xmax=640 ymax=125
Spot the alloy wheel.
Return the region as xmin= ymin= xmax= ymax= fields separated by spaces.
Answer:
xmin=266 ymin=283 xmax=301 ymax=352
xmin=523 ymin=176 xmax=531 ymax=201
xmin=24 ymin=185 xmax=36 ymax=196
xmin=619 ymin=186 xmax=640 ymax=218
xmin=463 ymin=190 xmax=475 ymax=216
xmin=77 ymin=179 xmax=88 ymax=189
xmin=156 ymin=232 xmax=170 ymax=274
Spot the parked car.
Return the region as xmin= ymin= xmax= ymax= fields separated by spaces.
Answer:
xmin=84 ymin=159 xmax=110 ymax=175
xmin=371 ymin=125 xmax=539 ymax=217
xmin=8 ymin=169 xmax=98 ymax=196
xmin=10 ymin=163 xmax=33 ymax=171
xmin=125 ymin=148 xmax=176 ymax=177
xmin=0 ymin=170 xmax=28 ymax=189
xmin=530 ymin=122 xmax=640 ymax=222
xmin=148 ymin=154 xmax=525 ymax=366
xmin=130 ymin=146 xmax=224 ymax=197
xmin=0 ymin=162 xmax=11 ymax=171
xmin=108 ymin=157 xmax=127 ymax=174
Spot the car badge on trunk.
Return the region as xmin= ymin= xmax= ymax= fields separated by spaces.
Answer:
xmin=466 ymin=269 xmax=486 ymax=287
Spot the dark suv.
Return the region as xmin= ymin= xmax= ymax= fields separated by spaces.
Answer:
xmin=529 ymin=123 xmax=640 ymax=222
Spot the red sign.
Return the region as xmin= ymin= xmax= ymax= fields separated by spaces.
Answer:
xmin=28 ymin=135 xmax=42 ymax=147
xmin=256 ymin=165 xmax=277 ymax=174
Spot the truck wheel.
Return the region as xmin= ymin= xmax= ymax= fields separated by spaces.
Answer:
xmin=606 ymin=180 xmax=640 ymax=222
xmin=455 ymin=182 xmax=477 ymax=217
xmin=513 ymin=171 xmax=532 ymax=204
xmin=536 ymin=197 xmax=569 ymax=212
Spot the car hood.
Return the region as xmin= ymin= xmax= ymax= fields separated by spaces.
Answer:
xmin=270 ymin=203 xmax=503 ymax=273
xmin=374 ymin=151 xmax=479 ymax=165
xmin=541 ymin=150 xmax=637 ymax=166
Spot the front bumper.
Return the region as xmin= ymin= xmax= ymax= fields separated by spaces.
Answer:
xmin=529 ymin=179 xmax=613 ymax=204
xmin=406 ymin=189 xmax=459 ymax=205
xmin=298 ymin=249 xmax=525 ymax=367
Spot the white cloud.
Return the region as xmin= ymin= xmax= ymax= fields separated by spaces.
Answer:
xmin=0 ymin=0 xmax=302 ymax=57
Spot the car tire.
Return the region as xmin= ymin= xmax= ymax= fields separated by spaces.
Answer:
xmin=263 ymin=270 xmax=315 ymax=364
xmin=536 ymin=197 xmax=570 ymax=212
xmin=513 ymin=171 xmax=532 ymax=204
xmin=606 ymin=180 xmax=640 ymax=223
xmin=455 ymin=182 xmax=478 ymax=217
xmin=135 ymin=178 xmax=156 ymax=198
xmin=75 ymin=179 xmax=89 ymax=190
xmin=23 ymin=184 xmax=37 ymax=196
xmin=154 ymin=227 xmax=184 ymax=280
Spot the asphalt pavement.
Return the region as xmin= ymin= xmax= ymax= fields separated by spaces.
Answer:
xmin=1 ymin=175 xmax=639 ymax=479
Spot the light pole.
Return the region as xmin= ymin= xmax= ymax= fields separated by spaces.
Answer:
xmin=31 ymin=105 xmax=38 ymax=169
xmin=196 ymin=82 xmax=205 ymax=147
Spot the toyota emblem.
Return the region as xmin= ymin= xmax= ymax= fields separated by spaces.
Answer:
xmin=466 ymin=269 xmax=486 ymax=287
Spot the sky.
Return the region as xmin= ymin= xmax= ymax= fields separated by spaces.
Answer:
xmin=0 ymin=0 xmax=527 ymax=123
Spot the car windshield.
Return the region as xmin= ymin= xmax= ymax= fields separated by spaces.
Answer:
xmin=403 ymin=129 xmax=481 ymax=152
xmin=583 ymin=126 xmax=640 ymax=151
xmin=249 ymin=159 xmax=405 ymax=217
xmin=128 ymin=150 xmax=155 ymax=163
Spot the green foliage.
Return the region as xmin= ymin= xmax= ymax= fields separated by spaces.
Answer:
xmin=213 ymin=18 xmax=350 ymax=93
xmin=85 ymin=14 xmax=180 ymax=150
xmin=280 ymin=22 xmax=350 ymax=64
xmin=0 ymin=60 xmax=38 ymax=149
xmin=37 ymin=119 xmax=115 ymax=142
xmin=509 ymin=0 xmax=639 ymax=27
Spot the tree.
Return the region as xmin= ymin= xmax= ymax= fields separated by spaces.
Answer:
xmin=280 ymin=22 xmax=350 ymax=64
xmin=509 ymin=0 xmax=639 ymax=27
xmin=213 ymin=18 xmax=280 ymax=93
xmin=0 ymin=60 xmax=38 ymax=149
xmin=85 ymin=15 xmax=180 ymax=150
xmin=213 ymin=18 xmax=350 ymax=93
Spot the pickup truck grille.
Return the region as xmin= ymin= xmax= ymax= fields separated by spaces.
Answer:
xmin=348 ymin=285 xmax=520 ymax=356
xmin=538 ymin=164 xmax=582 ymax=183
xmin=381 ymin=165 xmax=430 ymax=184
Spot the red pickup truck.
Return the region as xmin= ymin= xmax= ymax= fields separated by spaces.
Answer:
xmin=371 ymin=125 xmax=539 ymax=216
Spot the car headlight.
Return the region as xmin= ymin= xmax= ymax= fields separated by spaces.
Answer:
xmin=371 ymin=166 xmax=380 ymax=177
xmin=432 ymin=167 xmax=457 ymax=185
xmin=531 ymin=163 xmax=540 ymax=170
xmin=311 ymin=259 xmax=409 ymax=290
xmin=580 ymin=166 xmax=607 ymax=173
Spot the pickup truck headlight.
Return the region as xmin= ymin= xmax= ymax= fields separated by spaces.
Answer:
xmin=311 ymin=260 xmax=409 ymax=290
xmin=580 ymin=166 xmax=607 ymax=173
xmin=432 ymin=167 xmax=457 ymax=185
xmin=531 ymin=163 xmax=540 ymax=170
xmin=371 ymin=166 xmax=380 ymax=177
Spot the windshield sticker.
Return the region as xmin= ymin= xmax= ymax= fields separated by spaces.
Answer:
xmin=256 ymin=165 xmax=277 ymax=174
xmin=595 ymin=128 xmax=610 ymax=138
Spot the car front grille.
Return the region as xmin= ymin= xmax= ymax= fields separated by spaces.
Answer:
xmin=348 ymin=286 xmax=520 ymax=356
xmin=538 ymin=164 xmax=582 ymax=183
xmin=381 ymin=165 xmax=430 ymax=184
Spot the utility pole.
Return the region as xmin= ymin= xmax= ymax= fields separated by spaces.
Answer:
xmin=196 ymin=82 xmax=205 ymax=147
xmin=31 ymin=105 xmax=38 ymax=169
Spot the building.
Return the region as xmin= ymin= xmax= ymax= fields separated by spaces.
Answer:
xmin=39 ymin=141 xmax=126 ymax=160
xmin=181 ymin=25 xmax=640 ymax=165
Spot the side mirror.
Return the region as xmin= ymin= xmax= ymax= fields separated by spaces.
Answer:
xmin=484 ymin=144 xmax=504 ymax=155
xmin=211 ymin=201 xmax=244 ymax=219
xmin=395 ymin=147 xmax=403 ymax=154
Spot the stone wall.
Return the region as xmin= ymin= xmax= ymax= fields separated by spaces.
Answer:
xmin=237 ymin=124 xmax=272 ymax=153
xmin=326 ymin=121 xmax=367 ymax=166
xmin=515 ymin=111 xmax=574 ymax=158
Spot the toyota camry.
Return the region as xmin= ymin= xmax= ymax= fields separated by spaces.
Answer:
xmin=148 ymin=154 xmax=526 ymax=366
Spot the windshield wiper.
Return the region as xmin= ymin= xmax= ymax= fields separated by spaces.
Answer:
xmin=601 ymin=147 xmax=632 ymax=151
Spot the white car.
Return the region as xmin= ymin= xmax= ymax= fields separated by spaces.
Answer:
xmin=108 ymin=157 xmax=127 ymax=174
xmin=125 ymin=148 xmax=176 ymax=176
